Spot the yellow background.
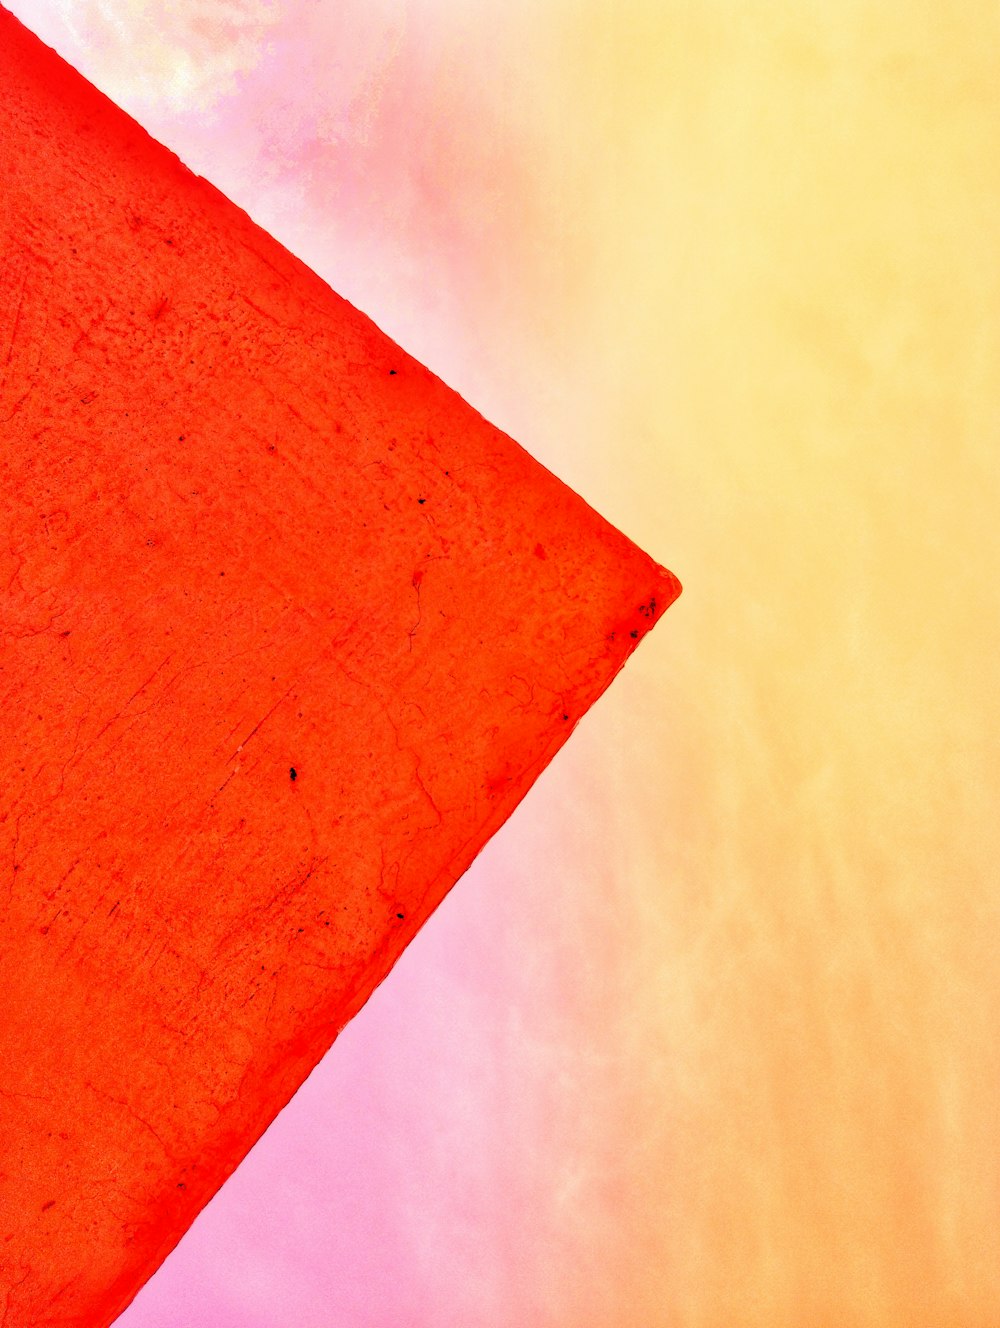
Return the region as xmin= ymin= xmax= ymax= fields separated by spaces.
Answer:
xmin=550 ymin=3 xmax=1000 ymax=1322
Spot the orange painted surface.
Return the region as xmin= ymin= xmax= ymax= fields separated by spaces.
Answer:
xmin=0 ymin=9 xmax=679 ymax=1325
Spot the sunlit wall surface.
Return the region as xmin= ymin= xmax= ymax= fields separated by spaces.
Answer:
xmin=6 ymin=2 xmax=1000 ymax=1325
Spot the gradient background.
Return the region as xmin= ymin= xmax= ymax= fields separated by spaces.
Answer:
xmin=6 ymin=2 xmax=1000 ymax=1325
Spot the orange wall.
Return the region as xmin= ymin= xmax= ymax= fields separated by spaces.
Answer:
xmin=7 ymin=2 xmax=1000 ymax=1324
